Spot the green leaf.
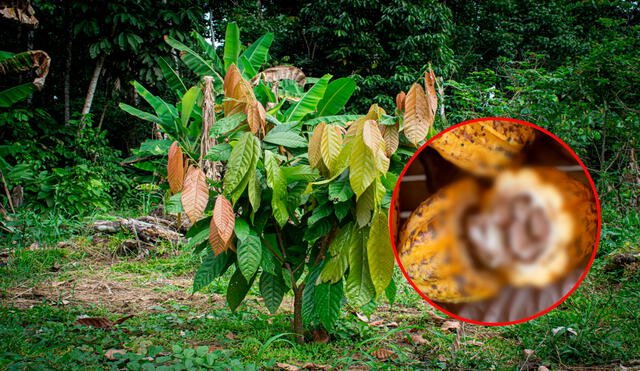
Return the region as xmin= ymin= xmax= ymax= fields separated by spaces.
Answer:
xmin=227 ymin=267 xmax=255 ymax=312
xmin=281 ymin=165 xmax=318 ymax=182
xmin=166 ymin=193 xmax=183 ymax=214
xmin=308 ymin=202 xmax=333 ymax=226
xmin=240 ymin=32 xmax=274 ymax=72
xmin=223 ymin=133 xmax=258 ymax=198
xmin=181 ymin=86 xmax=201 ymax=127
xmin=193 ymin=250 xmax=230 ymax=293
xmin=355 ymin=182 xmax=375 ymax=227
xmin=0 ymin=83 xmax=36 ymax=107
xmin=349 ymin=135 xmax=377 ymax=197
xmin=334 ymin=201 xmax=351 ymax=221
xmin=316 ymin=78 xmax=356 ymax=116
xmin=285 ymin=74 xmax=332 ymax=121
xmin=320 ymin=225 xmax=352 ymax=283
xmin=131 ymin=81 xmax=180 ymax=137
xmin=237 ymin=234 xmax=262 ymax=280
xmin=302 ymin=264 xmax=322 ymax=324
xmin=185 ymin=217 xmax=211 ymax=250
xmin=248 ymin=169 xmax=261 ymax=212
xmin=164 ymin=35 xmax=223 ymax=89
xmin=234 ymin=218 xmax=251 ymax=241
xmin=321 ymin=124 xmax=342 ymax=172
xmin=223 ymin=22 xmax=240 ymax=71
xmin=264 ymin=151 xmax=288 ymax=226
xmin=210 ymin=113 xmax=246 ymax=137
xmin=314 ymin=280 xmax=343 ymax=330
xmin=263 ymin=131 xmax=308 ymax=148
xmin=119 ymin=103 xmax=164 ymax=125
xmin=156 ymin=57 xmax=187 ymax=96
xmin=260 ymin=244 xmax=278 ymax=275
xmin=328 ymin=174 xmax=354 ymax=202
xmin=385 ymin=277 xmax=397 ymax=307
xmin=259 ymin=270 xmax=286 ymax=314
xmin=239 ymin=55 xmax=258 ymax=79
xmin=205 ymin=142 xmax=232 ymax=161
xmin=367 ymin=209 xmax=394 ymax=295
xmin=305 ymin=114 xmax=362 ymax=127
xmin=191 ymin=30 xmax=224 ymax=73
xmin=304 ymin=218 xmax=332 ymax=243
xmin=346 ymin=227 xmax=375 ymax=306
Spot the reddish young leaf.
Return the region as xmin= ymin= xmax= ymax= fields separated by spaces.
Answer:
xmin=245 ymin=99 xmax=266 ymax=135
xmin=209 ymin=218 xmax=226 ymax=255
xmin=167 ymin=142 xmax=184 ymax=194
xmin=395 ymin=91 xmax=406 ymax=112
xmin=424 ymin=67 xmax=438 ymax=117
xmin=181 ymin=166 xmax=209 ymax=223
xmin=213 ymin=194 xmax=235 ymax=245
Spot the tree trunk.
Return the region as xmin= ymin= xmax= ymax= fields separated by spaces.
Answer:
xmin=81 ymin=54 xmax=106 ymax=116
xmin=64 ymin=25 xmax=73 ymax=126
xmin=292 ymin=285 xmax=305 ymax=344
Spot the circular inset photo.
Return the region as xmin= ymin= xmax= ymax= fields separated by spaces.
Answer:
xmin=390 ymin=118 xmax=601 ymax=325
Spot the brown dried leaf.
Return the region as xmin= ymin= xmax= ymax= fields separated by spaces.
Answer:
xmin=395 ymin=91 xmax=406 ymax=112
xmin=181 ymin=166 xmax=209 ymax=223
xmin=308 ymin=122 xmax=326 ymax=169
xmin=73 ymin=317 xmax=114 ymax=329
xmin=104 ymin=349 xmax=126 ymax=361
xmin=382 ymin=122 xmax=399 ymax=157
xmin=276 ymin=362 xmax=300 ymax=371
xmin=250 ymin=65 xmax=306 ymax=87
xmin=424 ymin=68 xmax=438 ymax=117
xmin=167 ymin=142 xmax=184 ymax=194
xmin=300 ymin=363 xmax=331 ymax=370
xmin=311 ymin=328 xmax=329 ymax=343
xmin=371 ymin=348 xmax=397 ymax=361
xmin=464 ymin=340 xmax=484 ymax=346
xmin=404 ymin=83 xmax=430 ymax=146
xmin=225 ymin=331 xmax=235 ymax=340
xmin=410 ymin=333 xmax=428 ymax=345
xmin=113 ymin=315 xmax=135 ymax=325
xmin=213 ymin=195 xmax=235 ymax=245
xmin=440 ymin=320 xmax=461 ymax=332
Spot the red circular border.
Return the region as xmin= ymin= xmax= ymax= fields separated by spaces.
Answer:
xmin=388 ymin=117 xmax=602 ymax=326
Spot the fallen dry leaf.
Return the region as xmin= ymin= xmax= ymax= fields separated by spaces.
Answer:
xmin=104 ymin=349 xmax=126 ymax=361
xmin=73 ymin=315 xmax=134 ymax=329
xmin=551 ymin=326 xmax=577 ymax=336
xmin=276 ymin=362 xmax=300 ymax=371
xmin=311 ymin=328 xmax=329 ymax=343
xmin=369 ymin=320 xmax=385 ymax=327
xmin=440 ymin=320 xmax=461 ymax=332
xmin=386 ymin=321 xmax=399 ymax=328
xmin=523 ymin=349 xmax=535 ymax=358
xmin=208 ymin=346 xmax=224 ymax=352
xmin=437 ymin=354 xmax=447 ymax=362
xmin=225 ymin=331 xmax=235 ymax=340
xmin=371 ymin=348 xmax=397 ymax=361
xmin=355 ymin=312 xmax=369 ymax=323
xmin=538 ymin=366 xmax=549 ymax=371
xmin=300 ymin=362 xmax=331 ymax=370
xmin=408 ymin=333 xmax=427 ymax=345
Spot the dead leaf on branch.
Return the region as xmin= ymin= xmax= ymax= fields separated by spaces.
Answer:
xmin=395 ymin=91 xmax=406 ymax=112
xmin=404 ymin=83 xmax=430 ymax=146
xmin=424 ymin=67 xmax=438 ymax=117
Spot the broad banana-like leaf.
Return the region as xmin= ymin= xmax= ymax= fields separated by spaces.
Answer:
xmin=223 ymin=22 xmax=240 ymax=71
xmin=191 ymin=31 xmax=224 ymax=73
xmin=181 ymin=86 xmax=201 ymax=128
xmin=164 ymin=35 xmax=223 ymax=90
xmin=156 ymin=57 xmax=186 ymax=96
xmin=239 ymin=32 xmax=274 ymax=73
xmin=0 ymin=83 xmax=35 ymax=108
xmin=316 ymin=77 xmax=356 ymax=116
xmin=131 ymin=81 xmax=181 ymax=139
xmin=285 ymin=74 xmax=332 ymax=122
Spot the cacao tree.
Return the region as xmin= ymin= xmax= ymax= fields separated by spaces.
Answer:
xmin=121 ymin=23 xmax=439 ymax=342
